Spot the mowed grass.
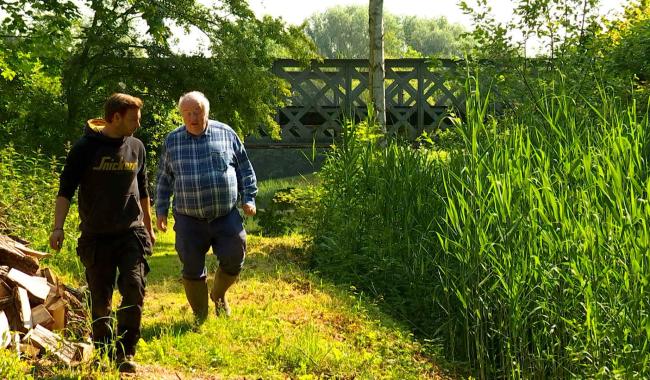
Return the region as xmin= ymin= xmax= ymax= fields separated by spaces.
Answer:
xmin=5 ymin=175 xmax=450 ymax=379
xmin=132 ymin=229 xmax=446 ymax=379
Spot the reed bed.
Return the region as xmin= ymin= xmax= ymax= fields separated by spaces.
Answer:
xmin=312 ymin=76 xmax=650 ymax=378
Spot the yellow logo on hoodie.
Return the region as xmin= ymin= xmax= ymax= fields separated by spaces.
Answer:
xmin=93 ymin=157 xmax=138 ymax=171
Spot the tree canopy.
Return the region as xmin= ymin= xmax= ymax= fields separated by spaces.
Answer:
xmin=0 ymin=0 xmax=317 ymax=155
xmin=304 ymin=5 xmax=473 ymax=59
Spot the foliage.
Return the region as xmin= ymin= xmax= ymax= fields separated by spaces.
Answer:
xmin=461 ymin=0 xmax=600 ymax=59
xmin=304 ymin=5 xmax=404 ymax=59
xmin=303 ymin=5 xmax=472 ymax=59
xmin=0 ymin=348 xmax=33 ymax=379
xmin=0 ymin=144 xmax=83 ymax=280
xmin=0 ymin=145 xmax=59 ymax=239
xmin=0 ymin=0 xmax=75 ymax=152
xmin=402 ymin=16 xmax=475 ymax=58
xmin=603 ymin=1 xmax=650 ymax=86
xmin=256 ymin=185 xmax=321 ymax=236
xmin=456 ymin=0 xmax=639 ymax=123
xmin=0 ymin=0 xmax=317 ymax=155
xmin=311 ymin=76 xmax=650 ymax=377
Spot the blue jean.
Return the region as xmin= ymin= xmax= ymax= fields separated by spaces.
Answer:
xmin=173 ymin=208 xmax=246 ymax=279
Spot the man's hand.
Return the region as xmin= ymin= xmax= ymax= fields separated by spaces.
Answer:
xmin=157 ymin=215 xmax=168 ymax=232
xmin=243 ymin=203 xmax=256 ymax=216
xmin=49 ymin=229 xmax=64 ymax=251
xmin=147 ymin=227 xmax=157 ymax=245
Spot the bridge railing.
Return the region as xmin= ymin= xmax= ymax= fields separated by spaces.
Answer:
xmin=246 ymin=58 xmax=466 ymax=147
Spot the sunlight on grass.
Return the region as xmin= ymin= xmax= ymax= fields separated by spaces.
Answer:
xmin=11 ymin=176 xmax=447 ymax=379
xmin=136 ymin=228 xmax=445 ymax=379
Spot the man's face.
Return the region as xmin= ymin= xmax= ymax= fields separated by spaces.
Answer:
xmin=180 ymin=99 xmax=207 ymax=135
xmin=116 ymin=108 xmax=141 ymax=136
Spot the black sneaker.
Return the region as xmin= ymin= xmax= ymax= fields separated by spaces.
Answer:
xmin=116 ymin=354 xmax=137 ymax=373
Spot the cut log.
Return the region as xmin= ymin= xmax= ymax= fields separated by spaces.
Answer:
xmin=0 ymin=279 xmax=10 ymax=298
xmin=73 ymin=342 xmax=93 ymax=363
xmin=46 ymin=298 xmax=65 ymax=331
xmin=41 ymin=267 xmax=57 ymax=286
xmin=0 ymin=236 xmax=39 ymax=275
xmin=31 ymin=304 xmax=54 ymax=329
xmin=45 ymin=284 xmax=57 ymax=307
xmin=6 ymin=268 xmax=50 ymax=301
xmin=23 ymin=325 xmax=78 ymax=365
xmin=13 ymin=241 xmax=49 ymax=259
xmin=14 ymin=287 xmax=32 ymax=330
xmin=64 ymin=285 xmax=85 ymax=303
xmin=13 ymin=331 xmax=20 ymax=355
xmin=6 ymin=234 xmax=30 ymax=245
xmin=0 ymin=311 xmax=10 ymax=348
xmin=19 ymin=342 xmax=41 ymax=359
xmin=0 ymin=280 xmax=11 ymax=310
xmin=63 ymin=289 xmax=85 ymax=317
xmin=2 ymin=300 xmax=20 ymax=332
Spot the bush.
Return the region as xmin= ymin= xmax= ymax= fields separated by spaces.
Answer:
xmin=257 ymin=186 xmax=321 ymax=236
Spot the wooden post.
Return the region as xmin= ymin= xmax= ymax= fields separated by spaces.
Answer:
xmin=417 ymin=60 xmax=425 ymax=132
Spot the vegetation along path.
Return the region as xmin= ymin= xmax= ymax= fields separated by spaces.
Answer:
xmin=66 ymin=228 xmax=450 ymax=379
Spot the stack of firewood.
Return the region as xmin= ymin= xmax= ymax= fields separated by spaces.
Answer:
xmin=0 ymin=234 xmax=92 ymax=365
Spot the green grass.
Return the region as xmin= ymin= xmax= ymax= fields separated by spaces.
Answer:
xmin=132 ymin=231 xmax=444 ymax=379
xmin=2 ymin=175 xmax=448 ymax=379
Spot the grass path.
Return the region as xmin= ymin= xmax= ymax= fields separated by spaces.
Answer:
xmin=19 ymin=176 xmax=451 ymax=379
xmin=108 ymin=227 xmax=450 ymax=379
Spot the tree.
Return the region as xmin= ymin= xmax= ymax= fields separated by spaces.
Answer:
xmin=304 ymin=6 xmax=470 ymax=59
xmin=0 ymin=0 xmax=316 ymax=154
xmin=369 ymin=0 xmax=386 ymax=130
xmin=402 ymin=16 xmax=474 ymax=58
xmin=603 ymin=0 xmax=650 ymax=84
xmin=304 ymin=5 xmax=404 ymax=59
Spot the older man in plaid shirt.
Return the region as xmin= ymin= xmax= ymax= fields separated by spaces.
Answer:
xmin=156 ymin=91 xmax=257 ymax=322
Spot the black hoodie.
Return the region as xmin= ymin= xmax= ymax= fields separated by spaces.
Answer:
xmin=57 ymin=119 xmax=149 ymax=235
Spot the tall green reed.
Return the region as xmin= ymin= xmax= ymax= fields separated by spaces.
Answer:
xmin=312 ymin=72 xmax=650 ymax=378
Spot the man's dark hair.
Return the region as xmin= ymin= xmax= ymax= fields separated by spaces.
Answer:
xmin=104 ymin=93 xmax=143 ymax=122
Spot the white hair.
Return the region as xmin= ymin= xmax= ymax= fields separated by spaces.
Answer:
xmin=178 ymin=91 xmax=210 ymax=116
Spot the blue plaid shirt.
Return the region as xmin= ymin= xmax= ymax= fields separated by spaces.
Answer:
xmin=155 ymin=120 xmax=257 ymax=220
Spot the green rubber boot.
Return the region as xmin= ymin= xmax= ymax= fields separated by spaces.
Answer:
xmin=182 ymin=278 xmax=209 ymax=323
xmin=210 ymin=268 xmax=238 ymax=317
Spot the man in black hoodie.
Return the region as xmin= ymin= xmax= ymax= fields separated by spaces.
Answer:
xmin=49 ymin=93 xmax=154 ymax=373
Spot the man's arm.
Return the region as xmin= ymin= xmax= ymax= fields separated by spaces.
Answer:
xmin=135 ymin=141 xmax=156 ymax=243
xmin=155 ymin=141 xmax=174 ymax=231
xmin=49 ymin=196 xmax=70 ymax=251
xmin=232 ymin=134 xmax=257 ymax=216
xmin=50 ymin=140 xmax=85 ymax=251
xmin=140 ymin=197 xmax=156 ymax=244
